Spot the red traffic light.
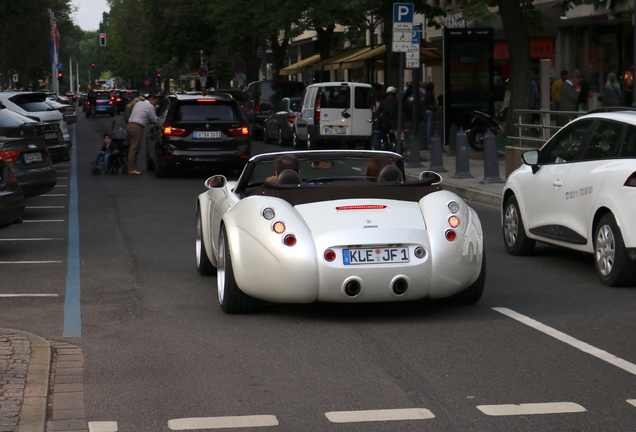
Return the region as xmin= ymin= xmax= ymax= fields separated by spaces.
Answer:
xmin=91 ymin=63 xmax=95 ymax=68
xmin=58 ymin=72 xmax=63 ymax=77
xmin=99 ymin=33 xmax=106 ymax=46
xmin=156 ymin=73 xmax=161 ymax=77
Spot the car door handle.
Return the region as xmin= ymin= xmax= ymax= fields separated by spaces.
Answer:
xmin=553 ymin=180 xmax=563 ymax=187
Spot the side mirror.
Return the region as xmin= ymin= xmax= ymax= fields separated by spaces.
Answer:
xmin=419 ymin=170 xmax=442 ymax=184
xmin=521 ymin=150 xmax=540 ymax=173
xmin=205 ymin=175 xmax=227 ymax=189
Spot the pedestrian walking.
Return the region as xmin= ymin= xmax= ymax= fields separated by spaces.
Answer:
xmin=552 ymin=70 xmax=568 ymax=125
xmin=125 ymin=94 xmax=158 ymax=175
xmin=559 ymin=72 xmax=581 ymax=124
xmin=422 ymin=82 xmax=438 ymax=145
xmin=603 ymin=73 xmax=622 ymax=107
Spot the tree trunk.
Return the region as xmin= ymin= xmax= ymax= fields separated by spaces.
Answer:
xmin=269 ymin=30 xmax=290 ymax=81
xmin=315 ymin=24 xmax=335 ymax=82
xmin=499 ymin=0 xmax=532 ymax=136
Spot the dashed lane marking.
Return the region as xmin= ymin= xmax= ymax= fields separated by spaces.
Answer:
xmin=477 ymin=402 xmax=586 ymax=416
xmin=22 ymin=219 xmax=65 ymax=223
xmin=25 ymin=206 xmax=66 ymax=209
xmin=41 ymin=194 xmax=67 ymax=197
xmin=168 ymin=415 xmax=279 ymax=430
xmin=0 ymin=294 xmax=59 ymax=297
xmin=88 ymin=421 xmax=118 ymax=431
xmin=493 ymin=307 xmax=636 ymax=376
xmin=0 ymin=238 xmax=64 ymax=241
xmin=0 ymin=261 xmax=62 ymax=264
xmin=325 ymin=408 xmax=435 ymax=423
xmin=628 ymin=400 xmax=636 ymax=408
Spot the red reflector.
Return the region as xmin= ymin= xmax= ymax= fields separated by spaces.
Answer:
xmin=163 ymin=126 xmax=187 ymax=136
xmin=286 ymin=115 xmax=296 ymax=124
xmin=445 ymin=230 xmax=457 ymax=241
xmin=254 ymin=106 xmax=261 ymax=115
xmin=324 ymin=249 xmax=336 ymax=261
xmin=336 ymin=205 xmax=387 ymax=210
xmin=0 ymin=150 xmax=20 ymax=162
xmin=228 ymin=127 xmax=249 ymax=136
xmin=284 ymin=234 xmax=297 ymax=246
xmin=625 ymin=172 xmax=636 ymax=187
xmin=8 ymin=171 xmax=18 ymax=184
xmin=26 ymin=115 xmax=41 ymax=122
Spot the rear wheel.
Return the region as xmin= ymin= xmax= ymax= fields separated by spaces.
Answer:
xmin=277 ymin=126 xmax=285 ymax=146
xmin=217 ymin=225 xmax=262 ymax=314
xmin=503 ymin=195 xmax=535 ymax=255
xmin=195 ymin=206 xmax=215 ymax=276
xmin=446 ymin=252 xmax=486 ymax=305
xmin=155 ymin=149 xmax=169 ymax=178
xmin=594 ymin=213 xmax=635 ymax=286
xmin=263 ymin=126 xmax=271 ymax=143
xmin=467 ymin=126 xmax=487 ymax=152
xmin=292 ymin=130 xmax=303 ymax=150
xmin=307 ymin=131 xmax=314 ymax=150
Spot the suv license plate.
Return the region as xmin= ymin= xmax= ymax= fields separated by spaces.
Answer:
xmin=194 ymin=131 xmax=222 ymax=139
xmin=325 ymin=127 xmax=346 ymax=134
xmin=343 ymin=247 xmax=409 ymax=265
xmin=44 ymin=132 xmax=59 ymax=140
xmin=24 ymin=152 xmax=43 ymax=164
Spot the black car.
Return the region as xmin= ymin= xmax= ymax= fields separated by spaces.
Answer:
xmin=0 ymin=136 xmax=56 ymax=198
xmin=241 ymin=80 xmax=305 ymax=139
xmin=263 ymin=97 xmax=301 ymax=146
xmin=6 ymin=109 xmax=68 ymax=163
xmin=0 ymin=158 xmax=25 ymax=228
xmin=115 ymin=90 xmax=140 ymax=114
xmin=146 ymin=93 xmax=250 ymax=177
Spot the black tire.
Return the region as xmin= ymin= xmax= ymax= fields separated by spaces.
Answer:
xmin=195 ymin=206 xmax=215 ymax=276
xmin=307 ymin=131 xmax=314 ymax=150
xmin=249 ymin=119 xmax=259 ymax=140
xmin=467 ymin=126 xmax=487 ymax=152
xmin=91 ymin=166 xmax=101 ymax=175
xmin=155 ymin=150 xmax=169 ymax=178
xmin=263 ymin=126 xmax=271 ymax=143
xmin=446 ymin=252 xmax=486 ymax=305
xmin=217 ymin=225 xmax=262 ymax=313
xmin=277 ymin=126 xmax=285 ymax=146
xmin=120 ymin=165 xmax=128 ymax=175
xmin=292 ymin=130 xmax=303 ymax=150
xmin=502 ymin=195 xmax=535 ymax=255
xmin=594 ymin=213 xmax=635 ymax=287
xmin=146 ymin=143 xmax=155 ymax=172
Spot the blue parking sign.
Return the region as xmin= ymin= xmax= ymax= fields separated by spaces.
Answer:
xmin=393 ymin=3 xmax=414 ymax=23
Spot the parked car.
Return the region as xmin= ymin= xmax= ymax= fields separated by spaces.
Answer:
xmin=44 ymin=92 xmax=77 ymax=125
xmin=293 ymin=82 xmax=374 ymax=150
xmin=0 ymin=105 xmax=68 ymax=163
xmin=0 ymin=136 xmax=56 ymax=198
xmin=263 ymin=97 xmax=301 ymax=146
xmin=146 ymin=93 xmax=250 ymax=178
xmin=114 ymin=90 xmax=140 ymax=114
xmin=0 ymin=158 xmax=25 ymax=229
xmin=0 ymin=91 xmax=70 ymax=145
xmin=242 ymin=80 xmax=306 ymax=139
xmin=502 ymin=108 xmax=636 ymax=286
xmin=195 ymin=150 xmax=486 ymax=313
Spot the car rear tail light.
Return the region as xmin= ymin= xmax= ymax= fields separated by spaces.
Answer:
xmin=324 ymin=249 xmax=336 ymax=261
xmin=116 ymin=98 xmax=123 ymax=102
xmin=163 ymin=126 xmax=187 ymax=136
xmin=254 ymin=105 xmax=261 ymax=115
xmin=286 ymin=115 xmax=296 ymax=124
xmin=8 ymin=171 xmax=18 ymax=185
xmin=625 ymin=172 xmax=636 ymax=187
xmin=445 ymin=230 xmax=457 ymax=241
xmin=336 ymin=205 xmax=387 ymax=210
xmin=42 ymin=147 xmax=51 ymax=157
xmin=26 ymin=115 xmax=41 ymax=122
xmin=108 ymin=101 xmax=113 ymax=105
xmin=314 ymin=95 xmax=321 ymax=122
xmin=284 ymin=234 xmax=297 ymax=247
xmin=448 ymin=216 xmax=460 ymax=228
xmin=0 ymin=150 xmax=20 ymax=162
xmin=197 ymin=99 xmax=216 ymax=103
xmin=273 ymin=221 xmax=285 ymax=234
xmin=262 ymin=207 xmax=275 ymax=220
xmin=228 ymin=127 xmax=249 ymax=136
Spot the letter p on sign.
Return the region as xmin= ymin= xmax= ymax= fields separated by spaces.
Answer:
xmin=393 ymin=3 xmax=414 ymax=23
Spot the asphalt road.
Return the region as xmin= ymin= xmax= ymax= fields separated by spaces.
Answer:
xmin=1 ymin=113 xmax=635 ymax=431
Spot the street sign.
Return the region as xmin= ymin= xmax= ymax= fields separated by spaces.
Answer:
xmin=233 ymin=61 xmax=246 ymax=73
xmin=57 ymin=63 xmax=64 ymax=70
xmin=198 ymin=67 xmax=208 ymax=77
xmin=393 ymin=3 xmax=414 ymax=25
xmin=144 ymin=79 xmax=151 ymax=85
xmin=406 ymin=60 xmax=420 ymax=69
xmin=412 ymin=29 xmax=421 ymax=44
xmin=392 ymin=3 xmax=414 ymax=52
xmin=12 ymin=74 xmax=18 ymax=83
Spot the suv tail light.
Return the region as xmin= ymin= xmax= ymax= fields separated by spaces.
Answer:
xmin=163 ymin=126 xmax=187 ymax=136
xmin=286 ymin=115 xmax=296 ymax=124
xmin=8 ymin=170 xmax=18 ymax=185
xmin=314 ymin=94 xmax=321 ymax=123
xmin=229 ymin=127 xmax=249 ymax=136
xmin=625 ymin=172 xmax=636 ymax=187
xmin=0 ymin=150 xmax=20 ymax=162
xmin=254 ymin=105 xmax=261 ymax=115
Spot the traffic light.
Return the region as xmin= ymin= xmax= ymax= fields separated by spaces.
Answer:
xmin=156 ymin=73 xmax=161 ymax=77
xmin=91 ymin=63 xmax=95 ymax=68
xmin=57 ymin=72 xmax=63 ymax=81
xmin=99 ymin=33 xmax=106 ymax=46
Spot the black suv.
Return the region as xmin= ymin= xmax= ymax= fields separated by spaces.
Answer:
xmin=242 ymin=80 xmax=305 ymax=139
xmin=145 ymin=94 xmax=250 ymax=177
xmin=114 ymin=90 xmax=140 ymax=114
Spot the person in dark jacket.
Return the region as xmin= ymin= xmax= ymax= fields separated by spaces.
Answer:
xmin=93 ymin=133 xmax=120 ymax=171
xmin=374 ymin=86 xmax=398 ymax=150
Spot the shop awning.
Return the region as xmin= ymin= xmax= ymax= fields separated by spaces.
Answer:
xmin=339 ymin=45 xmax=386 ymax=69
xmin=279 ymin=54 xmax=321 ymax=76
xmin=314 ymin=47 xmax=371 ymax=71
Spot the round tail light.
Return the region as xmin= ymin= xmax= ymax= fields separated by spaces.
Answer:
xmin=324 ymin=249 xmax=336 ymax=261
xmin=445 ymin=230 xmax=457 ymax=241
xmin=284 ymin=234 xmax=296 ymax=246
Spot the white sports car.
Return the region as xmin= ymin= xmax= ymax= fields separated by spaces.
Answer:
xmin=196 ymin=150 xmax=485 ymax=313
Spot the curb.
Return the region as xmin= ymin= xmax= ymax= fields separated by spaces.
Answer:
xmin=404 ymin=170 xmax=502 ymax=207
xmin=0 ymin=329 xmax=51 ymax=432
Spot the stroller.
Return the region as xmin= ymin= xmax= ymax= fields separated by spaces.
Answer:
xmin=91 ymin=124 xmax=129 ymax=175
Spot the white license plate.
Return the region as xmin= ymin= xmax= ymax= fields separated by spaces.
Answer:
xmin=324 ymin=126 xmax=346 ymax=134
xmin=193 ymin=131 xmax=222 ymax=139
xmin=44 ymin=132 xmax=58 ymax=140
xmin=343 ymin=247 xmax=409 ymax=265
xmin=97 ymin=107 xmax=106 ymax=111
xmin=24 ymin=152 xmax=43 ymax=163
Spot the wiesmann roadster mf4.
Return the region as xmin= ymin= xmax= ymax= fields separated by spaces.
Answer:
xmin=196 ymin=150 xmax=485 ymax=313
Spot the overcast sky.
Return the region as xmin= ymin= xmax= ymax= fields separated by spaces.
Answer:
xmin=72 ymin=0 xmax=109 ymax=31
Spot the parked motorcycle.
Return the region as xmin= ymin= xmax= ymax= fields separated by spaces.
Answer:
xmin=467 ymin=109 xmax=505 ymax=152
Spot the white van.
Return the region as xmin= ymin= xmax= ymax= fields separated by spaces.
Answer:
xmin=292 ymin=82 xmax=373 ymax=149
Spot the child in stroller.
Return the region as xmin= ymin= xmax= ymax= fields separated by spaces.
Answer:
xmin=91 ymin=129 xmax=129 ymax=175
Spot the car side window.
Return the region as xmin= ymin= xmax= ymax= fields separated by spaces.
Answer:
xmin=157 ymin=99 xmax=170 ymax=125
xmin=581 ymin=120 xmax=624 ymax=161
xmin=619 ymin=125 xmax=636 ymax=157
xmin=540 ymin=120 xmax=592 ymax=164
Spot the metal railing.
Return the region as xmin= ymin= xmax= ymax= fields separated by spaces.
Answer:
xmin=509 ymin=108 xmax=584 ymax=146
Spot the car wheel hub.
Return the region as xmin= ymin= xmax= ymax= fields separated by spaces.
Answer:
xmin=217 ymin=231 xmax=226 ymax=304
xmin=503 ymin=204 xmax=519 ymax=247
xmin=595 ymin=224 xmax=615 ymax=277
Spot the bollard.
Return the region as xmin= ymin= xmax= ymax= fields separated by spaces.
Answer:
xmin=429 ymin=132 xmax=446 ymax=172
xmin=452 ymin=127 xmax=474 ymax=179
xmin=406 ymin=132 xmax=423 ymax=167
xmin=448 ymin=123 xmax=458 ymax=156
xmin=480 ymin=130 xmax=504 ymax=184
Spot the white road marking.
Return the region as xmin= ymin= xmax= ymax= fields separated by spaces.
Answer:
xmin=54 ymin=184 xmax=68 ymax=187
xmin=325 ymin=408 xmax=435 ymax=423
xmin=0 ymin=238 xmax=64 ymax=241
xmin=628 ymin=400 xmax=636 ymax=408
xmin=22 ymin=220 xmax=65 ymax=223
xmin=168 ymin=415 xmax=278 ymax=430
xmin=88 ymin=421 xmax=118 ymax=432
xmin=0 ymin=261 xmax=62 ymax=264
xmin=493 ymin=307 xmax=636 ymax=376
xmin=41 ymin=194 xmax=67 ymax=197
xmin=25 ymin=206 xmax=66 ymax=209
xmin=56 ymin=176 xmax=69 ymax=179
xmin=477 ymin=402 xmax=586 ymax=416
xmin=0 ymin=294 xmax=59 ymax=297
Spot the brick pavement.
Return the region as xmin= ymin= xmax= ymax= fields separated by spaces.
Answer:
xmin=0 ymin=333 xmax=29 ymax=432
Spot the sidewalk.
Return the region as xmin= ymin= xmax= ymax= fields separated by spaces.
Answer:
xmin=0 ymin=151 xmax=506 ymax=431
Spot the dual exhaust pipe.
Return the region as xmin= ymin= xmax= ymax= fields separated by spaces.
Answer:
xmin=343 ymin=277 xmax=409 ymax=298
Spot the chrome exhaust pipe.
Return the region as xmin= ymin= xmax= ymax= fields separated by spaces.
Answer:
xmin=392 ymin=278 xmax=408 ymax=295
xmin=344 ymin=280 xmax=361 ymax=297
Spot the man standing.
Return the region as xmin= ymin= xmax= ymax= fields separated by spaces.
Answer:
xmin=125 ymin=94 xmax=158 ymax=175
xmin=552 ymin=70 xmax=568 ymax=126
xmin=559 ymin=71 xmax=581 ymax=124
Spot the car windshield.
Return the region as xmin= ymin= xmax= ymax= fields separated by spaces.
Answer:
xmin=0 ymin=109 xmax=28 ymax=127
xmin=95 ymin=92 xmax=111 ymax=100
xmin=9 ymin=95 xmax=55 ymax=112
xmin=320 ymin=86 xmax=351 ymax=109
xmin=176 ymin=103 xmax=237 ymax=122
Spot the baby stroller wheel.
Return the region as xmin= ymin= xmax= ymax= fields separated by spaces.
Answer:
xmin=91 ymin=166 xmax=101 ymax=175
xmin=110 ymin=167 xmax=118 ymax=175
xmin=120 ymin=165 xmax=128 ymax=175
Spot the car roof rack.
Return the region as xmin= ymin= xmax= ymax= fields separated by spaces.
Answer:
xmin=585 ymin=107 xmax=636 ymax=115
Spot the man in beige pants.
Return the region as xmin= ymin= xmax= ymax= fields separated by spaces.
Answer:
xmin=125 ymin=95 xmax=158 ymax=175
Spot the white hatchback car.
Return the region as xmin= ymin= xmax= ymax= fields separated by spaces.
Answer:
xmin=0 ymin=92 xmax=71 ymax=144
xmin=502 ymin=109 xmax=636 ymax=286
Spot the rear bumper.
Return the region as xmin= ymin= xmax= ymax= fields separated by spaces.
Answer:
xmin=160 ymin=144 xmax=250 ymax=169
xmin=307 ymin=125 xmax=372 ymax=146
xmin=0 ymin=188 xmax=25 ymax=227
xmin=14 ymin=167 xmax=57 ymax=198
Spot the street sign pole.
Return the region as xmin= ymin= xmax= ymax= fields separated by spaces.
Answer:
xmin=392 ymin=3 xmax=414 ymax=154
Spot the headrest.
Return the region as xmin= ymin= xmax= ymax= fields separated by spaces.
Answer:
xmin=276 ymin=169 xmax=302 ymax=185
xmin=377 ymin=165 xmax=403 ymax=182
